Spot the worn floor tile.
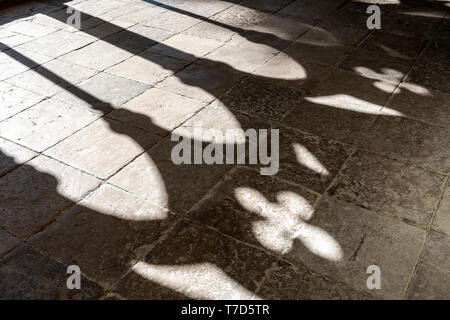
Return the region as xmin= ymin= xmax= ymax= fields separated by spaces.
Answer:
xmin=183 ymin=21 xmax=237 ymax=42
xmin=362 ymin=116 xmax=450 ymax=173
xmin=361 ymin=32 xmax=427 ymax=60
xmin=253 ymin=53 xmax=333 ymax=93
xmin=107 ymin=88 xmax=206 ymax=135
xmin=102 ymin=28 xmax=159 ymax=54
xmin=0 ymin=82 xmax=44 ymax=121
xmin=17 ymin=29 xmax=95 ymax=58
xmin=46 ymin=119 xmax=161 ymax=179
xmin=202 ymin=35 xmax=278 ymax=72
xmin=433 ymin=185 xmax=450 ymax=237
xmin=0 ymin=48 xmax=53 ymax=81
xmin=142 ymin=10 xmax=200 ymax=33
xmin=339 ymin=48 xmax=413 ymax=82
xmin=0 ymin=229 xmax=20 ymax=257
xmin=30 ymin=183 xmax=178 ymax=287
xmin=0 ymin=137 xmax=36 ymax=176
xmin=0 ymin=98 xmax=99 ymax=152
xmin=0 ymin=155 xmax=100 ymax=238
xmin=258 ymin=260 xmax=369 ymax=299
xmin=386 ymin=83 xmax=450 ymax=127
xmin=3 ymin=20 xmax=57 ymax=37
xmin=6 ymin=58 xmax=98 ymax=96
xmin=284 ymin=196 xmax=426 ymax=299
xmin=422 ymin=231 xmax=450 ymax=273
xmin=109 ymin=136 xmax=233 ymax=213
xmin=58 ymin=40 xmax=133 ymax=71
xmin=406 ymin=60 xmax=450 ymax=94
xmin=328 ymin=151 xmax=444 ymax=229
xmin=53 ymin=72 xmax=149 ymax=113
xmin=218 ymin=76 xmax=304 ymax=121
xmin=408 ymin=262 xmax=450 ymax=300
xmin=189 ymin=167 xmax=318 ymax=253
xmin=299 ymin=22 xmax=369 ymax=46
xmin=0 ymin=245 xmax=104 ymax=299
xmin=113 ymin=219 xmax=276 ymax=299
xmin=105 ymin=51 xmax=188 ymax=85
xmin=278 ymin=0 xmax=341 ymax=23
xmin=156 ymin=62 xmax=242 ymax=102
xmin=240 ymin=0 xmax=295 ymax=13
xmin=149 ymin=33 xmax=223 ymax=62
xmin=281 ymin=99 xmax=378 ymax=145
xmin=285 ymin=41 xmax=353 ymax=66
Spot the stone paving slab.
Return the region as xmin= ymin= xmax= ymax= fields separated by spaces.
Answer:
xmin=433 ymin=185 xmax=450 ymax=237
xmin=0 ymin=81 xmax=44 ymax=121
xmin=0 ymin=137 xmax=37 ymax=176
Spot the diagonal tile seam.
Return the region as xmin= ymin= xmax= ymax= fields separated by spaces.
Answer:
xmin=403 ymin=173 xmax=449 ymax=299
xmin=0 ymin=225 xmax=21 ymax=258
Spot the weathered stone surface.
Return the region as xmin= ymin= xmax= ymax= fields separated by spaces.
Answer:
xmin=0 ymin=98 xmax=99 ymax=152
xmin=189 ymin=167 xmax=318 ymax=253
xmin=408 ymin=262 xmax=450 ymax=300
xmin=0 ymin=48 xmax=52 ymax=81
xmin=362 ymin=116 xmax=450 ymax=173
xmin=257 ymin=260 xmax=369 ymax=299
xmin=285 ymin=41 xmax=353 ymax=66
xmin=421 ymin=231 xmax=450 ymax=272
xmin=156 ymin=62 xmax=242 ymax=102
xmin=3 ymin=20 xmax=57 ymax=38
xmin=6 ymin=58 xmax=98 ymax=96
xmin=0 ymin=82 xmax=44 ymax=121
xmin=0 ymin=155 xmax=100 ymax=238
xmin=46 ymin=118 xmax=161 ymax=179
xmin=106 ymin=51 xmax=188 ymax=85
xmin=433 ymin=185 xmax=450 ymax=237
xmin=114 ymin=219 xmax=275 ymax=299
xmin=17 ymin=30 xmax=95 ymax=58
xmin=30 ymin=183 xmax=178 ymax=286
xmin=0 ymin=137 xmax=36 ymax=176
xmin=406 ymin=60 xmax=450 ymax=94
xmin=328 ymin=151 xmax=444 ymax=229
xmin=107 ymin=88 xmax=206 ymax=135
xmin=284 ymin=196 xmax=426 ymax=299
xmin=0 ymin=229 xmax=20 ymax=257
xmin=53 ymin=72 xmax=149 ymax=113
xmin=0 ymin=245 xmax=104 ymax=299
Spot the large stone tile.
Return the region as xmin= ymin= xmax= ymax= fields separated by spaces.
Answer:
xmin=109 ymin=136 xmax=234 ymax=213
xmin=408 ymin=262 xmax=450 ymax=300
xmin=284 ymin=196 xmax=426 ymax=299
xmin=46 ymin=119 xmax=161 ymax=179
xmin=300 ymin=20 xmax=369 ymax=46
xmin=202 ymin=35 xmax=278 ymax=73
xmin=406 ymin=60 xmax=450 ymax=94
xmin=58 ymin=40 xmax=133 ymax=71
xmin=149 ymin=34 xmax=223 ymax=62
xmin=0 ymin=34 xmax=34 ymax=50
xmin=384 ymin=12 xmax=439 ymax=39
xmin=0 ymin=155 xmax=100 ymax=238
xmin=183 ymin=21 xmax=237 ymax=42
xmin=142 ymin=10 xmax=200 ymax=33
xmin=6 ymin=58 xmax=98 ymax=96
xmin=0 ymin=245 xmax=104 ymax=299
xmin=113 ymin=219 xmax=276 ymax=299
xmin=0 ymin=137 xmax=36 ymax=176
xmin=421 ymin=231 xmax=450 ymax=273
xmin=252 ymin=53 xmax=333 ymax=93
xmin=218 ymin=76 xmax=304 ymax=121
xmin=284 ymin=41 xmax=353 ymax=66
xmin=189 ymin=167 xmax=318 ymax=253
xmin=361 ymin=32 xmax=427 ymax=60
xmin=328 ymin=151 xmax=444 ymax=229
xmin=257 ymin=260 xmax=369 ymax=299
xmin=278 ymin=0 xmax=341 ymax=23
xmin=30 ymin=183 xmax=178 ymax=287
xmin=339 ymin=48 xmax=413 ymax=82
xmin=281 ymin=99 xmax=378 ymax=145
xmin=362 ymin=116 xmax=450 ymax=173
xmin=105 ymin=52 xmax=188 ymax=85
xmin=53 ymin=72 xmax=150 ymax=114
xmin=0 ymin=48 xmax=53 ymax=81
xmin=102 ymin=28 xmax=159 ymax=54
xmin=107 ymin=88 xmax=206 ymax=135
xmin=433 ymin=185 xmax=450 ymax=236
xmin=0 ymin=229 xmax=20 ymax=257
xmin=387 ymin=83 xmax=450 ymax=127
xmin=212 ymin=5 xmax=272 ymax=29
xmin=156 ymin=62 xmax=243 ymax=102
xmin=0 ymin=82 xmax=44 ymax=121
xmin=3 ymin=20 xmax=57 ymax=38
xmin=240 ymin=0 xmax=295 ymax=13
xmin=0 ymin=99 xmax=98 ymax=152
xmin=17 ymin=30 xmax=95 ymax=58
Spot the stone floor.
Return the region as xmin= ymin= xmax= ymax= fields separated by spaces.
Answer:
xmin=0 ymin=0 xmax=449 ymax=300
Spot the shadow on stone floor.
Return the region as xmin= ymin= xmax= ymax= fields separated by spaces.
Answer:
xmin=0 ymin=0 xmax=449 ymax=299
